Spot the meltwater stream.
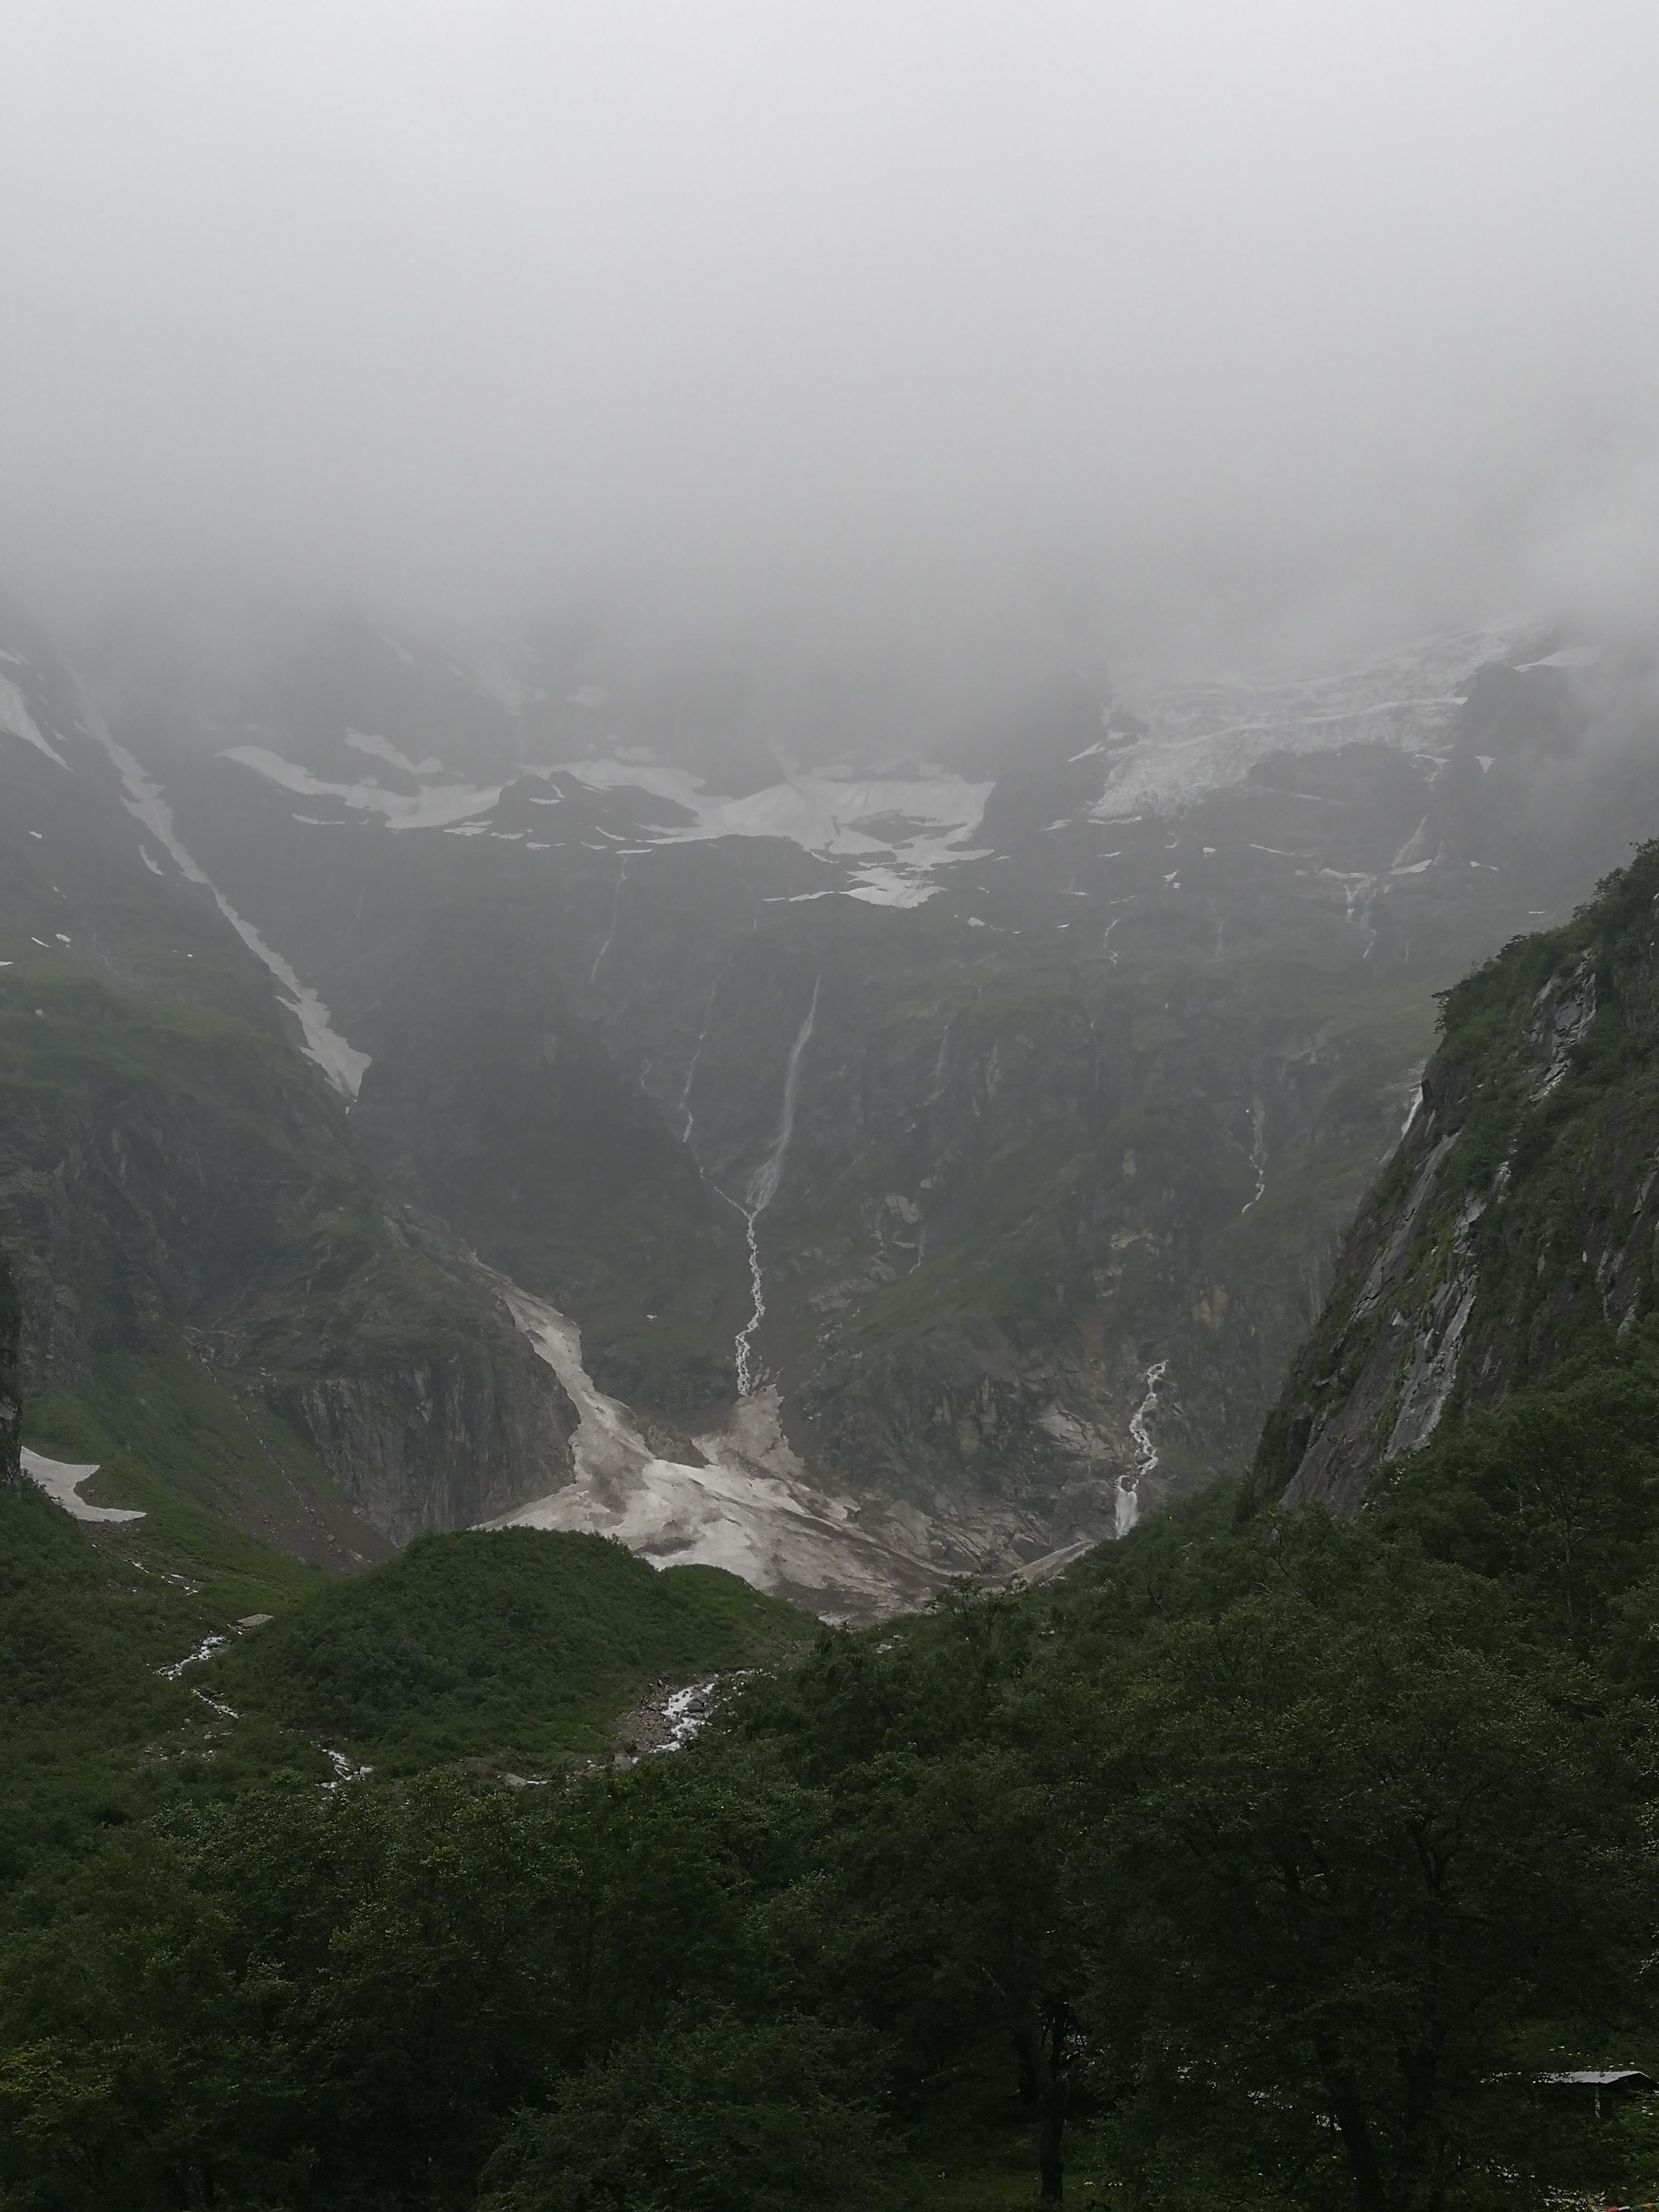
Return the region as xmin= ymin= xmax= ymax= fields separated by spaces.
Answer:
xmin=731 ymin=976 xmax=820 ymax=1395
xmin=1118 ymin=1357 xmax=1170 ymax=1537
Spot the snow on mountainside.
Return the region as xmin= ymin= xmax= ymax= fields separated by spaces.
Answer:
xmin=10 ymin=596 xmax=1658 ymax=1617
xmin=218 ymin=739 xmax=995 ymax=909
xmin=1094 ymin=628 xmax=1531 ymax=821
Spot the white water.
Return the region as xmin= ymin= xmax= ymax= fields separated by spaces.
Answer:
xmin=1240 ymin=1100 xmax=1268 ymax=1212
xmin=733 ymin=977 xmax=820 ymax=1395
xmin=159 ymin=1632 xmax=230 ymax=1680
xmin=1119 ymin=1358 xmax=1170 ymax=1536
xmin=322 ymin=1747 xmax=375 ymax=1789
xmin=590 ymin=853 xmax=631 ymax=984
xmin=678 ymin=961 xmax=734 ymax=1146
xmin=924 ymin=1020 xmax=953 ymax=1103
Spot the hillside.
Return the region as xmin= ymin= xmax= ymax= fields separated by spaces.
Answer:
xmin=211 ymin=1527 xmax=809 ymax=1773
xmin=0 ymin=1459 xmax=808 ymax=1891
xmin=1252 ymin=835 xmax=1659 ymax=1517
xmin=13 ymin=866 xmax=1659 ymax=2208
xmin=37 ymin=603 xmax=1659 ymax=1608
xmin=0 ymin=610 xmax=578 ymax=1560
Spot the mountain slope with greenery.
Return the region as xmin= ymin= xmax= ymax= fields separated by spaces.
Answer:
xmin=14 ymin=779 xmax=1659 ymax=2211
xmin=0 ymin=617 xmax=580 ymax=1558
xmin=1252 ymin=835 xmax=1659 ymax=1517
xmin=7 ymin=1482 xmax=1657 ymax=2212
xmin=211 ymin=1528 xmax=809 ymax=1773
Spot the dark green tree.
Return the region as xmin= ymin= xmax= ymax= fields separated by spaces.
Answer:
xmin=477 ymin=2015 xmax=887 ymax=2212
xmin=1096 ymin=1532 xmax=1655 ymax=2210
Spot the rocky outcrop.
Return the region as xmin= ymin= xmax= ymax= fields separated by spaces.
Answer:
xmin=0 ymin=972 xmax=577 ymax=1547
xmin=1251 ymin=840 xmax=1659 ymax=1516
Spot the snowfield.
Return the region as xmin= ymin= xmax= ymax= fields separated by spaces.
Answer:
xmin=21 ymin=1447 xmax=145 ymax=1523
xmin=1093 ymin=628 xmax=1528 ymax=822
xmin=86 ymin=712 xmax=373 ymax=1099
xmin=481 ymin=1277 xmax=936 ymax=1618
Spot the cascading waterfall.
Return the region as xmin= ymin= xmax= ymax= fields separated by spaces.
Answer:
xmin=679 ymin=1013 xmax=712 ymax=1146
xmin=732 ymin=977 xmax=821 ymax=1395
xmin=1239 ymin=1099 xmax=1268 ymax=1212
xmin=678 ymin=966 xmax=730 ymax=1147
xmin=924 ymin=1019 xmax=953 ymax=1104
xmin=589 ymin=853 xmax=631 ymax=984
xmin=1118 ymin=1356 xmax=1170 ymax=1536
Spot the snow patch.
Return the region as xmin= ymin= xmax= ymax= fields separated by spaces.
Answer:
xmin=221 ymin=744 xmax=501 ymax=832
xmin=84 ymin=712 xmax=371 ymax=1098
xmin=484 ymin=1275 xmax=930 ymax=1616
xmin=0 ymin=676 xmax=69 ymax=770
xmin=21 ymin=1447 xmax=145 ymax=1523
xmin=541 ymin=759 xmax=992 ymax=906
xmin=344 ymin=728 xmax=443 ymax=776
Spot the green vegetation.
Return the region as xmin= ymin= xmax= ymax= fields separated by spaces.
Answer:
xmin=9 ymin=1395 xmax=1659 ymax=2211
xmin=0 ymin=1479 xmax=333 ymax=1893
xmin=19 ymin=851 xmax=1659 ymax=2210
xmin=212 ymin=1529 xmax=808 ymax=1772
xmin=23 ymin=1340 xmax=370 ymax=1557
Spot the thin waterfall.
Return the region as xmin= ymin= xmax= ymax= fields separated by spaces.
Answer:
xmin=590 ymin=853 xmax=631 ymax=984
xmin=1119 ymin=1356 xmax=1169 ymax=1536
xmin=733 ymin=977 xmax=821 ymax=1394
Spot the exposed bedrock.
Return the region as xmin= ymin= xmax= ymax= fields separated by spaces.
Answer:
xmin=1251 ymin=842 xmax=1659 ymax=1516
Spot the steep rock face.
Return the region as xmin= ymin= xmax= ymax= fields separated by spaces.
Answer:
xmin=33 ymin=598 xmax=1659 ymax=1591
xmin=771 ymin=968 xmax=1389 ymax=1557
xmin=1251 ymin=842 xmax=1659 ymax=1515
xmin=0 ymin=1250 xmax=20 ymax=1492
xmin=130 ymin=613 xmax=1659 ymax=1577
xmin=0 ymin=639 xmax=579 ymax=1547
xmin=0 ymin=1006 xmax=579 ymax=1542
xmin=346 ymin=900 xmax=741 ymax=1417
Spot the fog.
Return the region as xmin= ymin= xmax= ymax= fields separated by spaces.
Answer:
xmin=6 ymin=2 xmax=1659 ymax=688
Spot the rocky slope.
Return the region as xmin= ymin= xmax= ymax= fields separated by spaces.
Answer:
xmin=16 ymin=593 xmax=1659 ymax=1607
xmin=0 ymin=611 xmax=577 ymax=1560
xmin=1251 ymin=832 xmax=1659 ymax=1515
xmin=73 ymin=611 xmax=1659 ymax=1586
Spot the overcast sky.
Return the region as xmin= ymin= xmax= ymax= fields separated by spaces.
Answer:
xmin=6 ymin=2 xmax=1659 ymax=682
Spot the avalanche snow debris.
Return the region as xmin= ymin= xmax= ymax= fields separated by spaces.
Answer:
xmin=88 ymin=712 xmax=372 ymax=1099
xmin=0 ymin=676 xmax=70 ymax=769
xmin=482 ymin=1273 xmax=932 ymax=1617
xmin=21 ymin=1447 xmax=145 ymax=1524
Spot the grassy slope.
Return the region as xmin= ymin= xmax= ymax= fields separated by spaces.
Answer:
xmin=211 ymin=1529 xmax=811 ymax=1774
xmin=0 ymin=1481 xmax=332 ymax=1893
xmin=3 ymin=1452 xmax=812 ymax=1900
xmin=22 ymin=1341 xmax=387 ymax=1566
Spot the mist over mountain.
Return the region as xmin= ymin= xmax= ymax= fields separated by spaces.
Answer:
xmin=15 ymin=13 xmax=1659 ymax=2208
xmin=7 ymin=1 xmax=1659 ymax=687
